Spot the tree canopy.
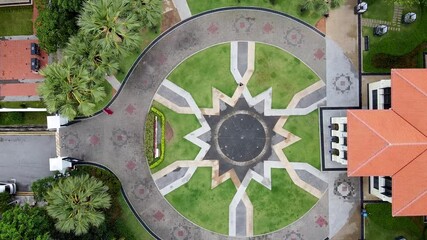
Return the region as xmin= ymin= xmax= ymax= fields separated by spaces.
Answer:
xmin=38 ymin=58 xmax=106 ymax=120
xmin=46 ymin=174 xmax=111 ymax=236
xmin=35 ymin=0 xmax=85 ymax=53
xmin=0 ymin=205 xmax=51 ymax=240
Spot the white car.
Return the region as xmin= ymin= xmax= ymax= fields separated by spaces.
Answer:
xmin=0 ymin=180 xmax=17 ymax=195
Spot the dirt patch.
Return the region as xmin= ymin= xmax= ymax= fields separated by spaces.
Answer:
xmin=165 ymin=121 xmax=174 ymax=142
xmin=161 ymin=0 xmax=180 ymax=33
xmin=315 ymin=17 xmax=326 ymax=34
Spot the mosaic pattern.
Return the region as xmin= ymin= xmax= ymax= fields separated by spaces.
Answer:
xmin=233 ymin=15 xmax=255 ymax=33
xmin=262 ymin=22 xmax=274 ymax=34
xmin=285 ymin=230 xmax=304 ymax=240
xmin=171 ymin=224 xmax=190 ymax=240
xmin=332 ymin=73 xmax=353 ymax=94
xmin=313 ymin=48 xmax=325 ymax=61
xmin=207 ymin=22 xmax=219 ymax=34
xmin=88 ymin=135 xmax=100 ymax=146
xmin=125 ymin=159 xmax=137 ymax=171
xmin=62 ymin=132 xmax=80 ymax=150
xmin=125 ymin=104 xmax=137 ymax=115
xmin=131 ymin=179 xmax=153 ymax=200
xmin=153 ymin=209 xmax=165 ymax=222
xmin=284 ymin=27 xmax=304 ymax=47
xmin=334 ymin=175 xmax=357 ymax=200
xmin=111 ymin=129 xmax=129 ymax=147
xmin=314 ymin=215 xmax=328 ymax=228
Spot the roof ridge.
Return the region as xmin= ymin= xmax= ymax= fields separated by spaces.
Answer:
xmin=347 ymin=111 xmax=387 ymax=175
xmin=394 ymin=70 xmax=427 ymax=98
xmin=394 ymin=183 xmax=427 ymax=216
xmin=392 ymin=109 xmax=427 ymax=138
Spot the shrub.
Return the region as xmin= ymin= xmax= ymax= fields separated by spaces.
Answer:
xmin=31 ymin=176 xmax=56 ymax=202
xmin=145 ymin=107 xmax=166 ymax=168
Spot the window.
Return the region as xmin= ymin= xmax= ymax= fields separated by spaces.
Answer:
xmin=372 ymin=90 xmax=378 ymax=109
xmin=373 ymin=176 xmax=379 ymax=190
xmin=383 ymin=87 xmax=391 ymax=109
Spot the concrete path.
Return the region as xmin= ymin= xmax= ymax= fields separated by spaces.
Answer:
xmin=105 ymin=75 xmax=121 ymax=91
xmin=59 ymin=8 xmax=359 ymax=239
xmin=171 ymin=0 xmax=191 ymax=20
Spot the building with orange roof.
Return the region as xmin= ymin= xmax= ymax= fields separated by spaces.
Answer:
xmin=347 ymin=69 xmax=427 ymax=216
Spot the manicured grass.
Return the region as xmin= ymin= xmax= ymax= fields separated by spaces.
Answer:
xmin=150 ymin=101 xmax=201 ymax=173
xmin=365 ymin=203 xmax=426 ymax=240
xmin=115 ymin=193 xmax=155 ymax=240
xmin=283 ymin=110 xmax=320 ymax=169
xmin=0 ymin=6 xmax=33 ymax=36
xmin=187 ymin=0 xmax=322 ymax=26
xmin=165 ymin=167 xmax=236 ymax=234
xmin=362 ymin=1 xmax=427 ymax=73
xmin=116 ymin=27 xmax=161 ymax=82
xmin=247 ymin=44 xmax=319 ymax=109
xmin=167 ymin=44 xmax=236 ymax=108
xmin=0 ymin=101 xmax=47 ymax=126
xmin=362 ymin=0 xmax=394 ymax=21
xmin=246 ymin=168 xmax=318 ymax=234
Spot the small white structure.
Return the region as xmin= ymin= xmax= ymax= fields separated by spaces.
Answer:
xmin=49 ymin=157 xmax=72 ymax=174
xmin=355 ymin=2 xmax=368 ymax=14
xmin=47 ymin=115 xmax=68 ymax=130
xmin=403 ymin=12 xmax=416 ymax=24
xmin=370 ymin=176 xmax=392 ymax=202
xmin=369 ymin=79 xmax=391 ymax=109
xmin=331 ymin=117 xmax=348 ymax=165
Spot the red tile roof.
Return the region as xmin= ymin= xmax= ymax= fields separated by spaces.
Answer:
xmin=347 ymin=69 xmax=427 ymax=216
xmin=0 ymin=83 xmax=39 ymax=97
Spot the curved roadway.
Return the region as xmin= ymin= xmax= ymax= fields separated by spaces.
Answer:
xmin=59 ymin=8 xmax=356 ymax=239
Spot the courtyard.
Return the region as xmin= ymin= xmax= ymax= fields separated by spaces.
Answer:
xmin=58 ymin=7 xmax=361 ymax=239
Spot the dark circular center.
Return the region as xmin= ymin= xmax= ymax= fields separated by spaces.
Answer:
xmin=217 ymin=113 xmax=266 ymax=162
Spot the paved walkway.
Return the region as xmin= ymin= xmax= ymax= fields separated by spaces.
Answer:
xmin=171 ymin=0 xmax=191 ymax=20
xmin=59 ymin=8 xmax=359 ymax=239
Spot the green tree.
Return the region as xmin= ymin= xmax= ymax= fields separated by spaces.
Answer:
xmin=64 ymin=34 xmax=120 ymax=77
xmin=128 ymin=0 xmax=162 ymax=28
xmin=38 ymin=58 xmax=107 ymax=120
xmin=35 ymin=0 xmax=85 ymax=53
xmin=78 ymin=0 xmax=143 ymax=57
xmin=31 ymin=176 xmax=56 ymax=202
xmin=46 ymin=175 xmax=111 ymax=236
xmin=0 ymin=205 xmax=51 ymax=240
xmin=0 ymin=192 xmax=12 ymax=213
xmin=387 ymin=0 xmax=427 ymax=7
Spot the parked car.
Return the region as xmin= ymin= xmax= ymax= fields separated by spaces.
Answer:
xmin=0 ymin=179 xmax=16 ymax=195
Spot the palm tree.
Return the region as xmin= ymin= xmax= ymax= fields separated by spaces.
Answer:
xmin=78 ymin=0 xmax=143 ymax=57
xmin=38 ymin=58 xmax=107 ymax=120
xmin=64 ymin=34 xmax=120 ymax=77
xmin=128 ymin=0 xmax=162 ymax=28
xmin=45 ymin=174 xmax=111 ymax=236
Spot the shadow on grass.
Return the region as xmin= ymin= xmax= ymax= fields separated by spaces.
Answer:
xmin=371 ymin=41 xmax=427 ymax=69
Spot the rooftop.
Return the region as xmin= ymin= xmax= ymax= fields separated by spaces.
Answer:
xmin=348 ymin=69 xmax=427 ymax=216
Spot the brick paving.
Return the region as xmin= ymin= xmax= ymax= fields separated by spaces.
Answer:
xmin=59 ymin=8 xmax=359 ymax=239
xmin=362 ymin=3 xmax=403 ymax=31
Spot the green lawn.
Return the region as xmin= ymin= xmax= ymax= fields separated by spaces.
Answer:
xmin=167 ymin=44 xmax=236 ymax=108
xmin=0 ymin=101 xmax=47 ymax=126
xmin=165 ymin=167 xmax=236 ymax=234
xmin=246 ymin=168 xmax=318 ymax=234
xmin=0 ymin=6 xmax=33 ymax=36
xmin=187 ymin=0 xmax=322 ymax=26
xmin=247 ymin=44 xmax=319 ymax=109
xmin=365 ymin=203 xmax=426 ymax=240
xmin=115 ymin=193 xmax=155 ymax=240
xmin=362 ymin=1 xmax=427 ymax=73
xmin=283 ymin=110 xmax=321 ymax=169
xmin=362 ymin=0 xmax=394 ymax=21
xmin=150 ymin=101 xmax=201 ymax=173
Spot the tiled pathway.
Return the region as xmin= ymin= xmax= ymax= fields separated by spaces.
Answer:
xmin=59 ymin=8 xmax=359 ymax=239
xmin=361 ymin=3 xmax=403 ymax=31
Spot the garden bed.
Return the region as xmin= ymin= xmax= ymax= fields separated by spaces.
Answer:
xmin=0 ymin=101 xmax=47 ymax=126
xmin=145 ymin=107 xmax=165 ymax=168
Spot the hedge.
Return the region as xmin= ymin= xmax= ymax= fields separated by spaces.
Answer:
xmin=145 ymin=107 xmax=165 ymax=168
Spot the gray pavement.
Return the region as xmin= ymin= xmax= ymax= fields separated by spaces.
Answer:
xmin=0 ymin=134 xmax=55 ymax=191
xmin=58 ymin=8 xmax=359 ymax=239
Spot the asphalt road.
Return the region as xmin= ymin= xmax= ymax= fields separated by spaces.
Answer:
xmin=0 ymin=134 xmax=56 ymax=191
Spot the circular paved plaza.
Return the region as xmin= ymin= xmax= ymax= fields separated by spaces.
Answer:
xmin=59 ymin=7 xmax=360 ymax=239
